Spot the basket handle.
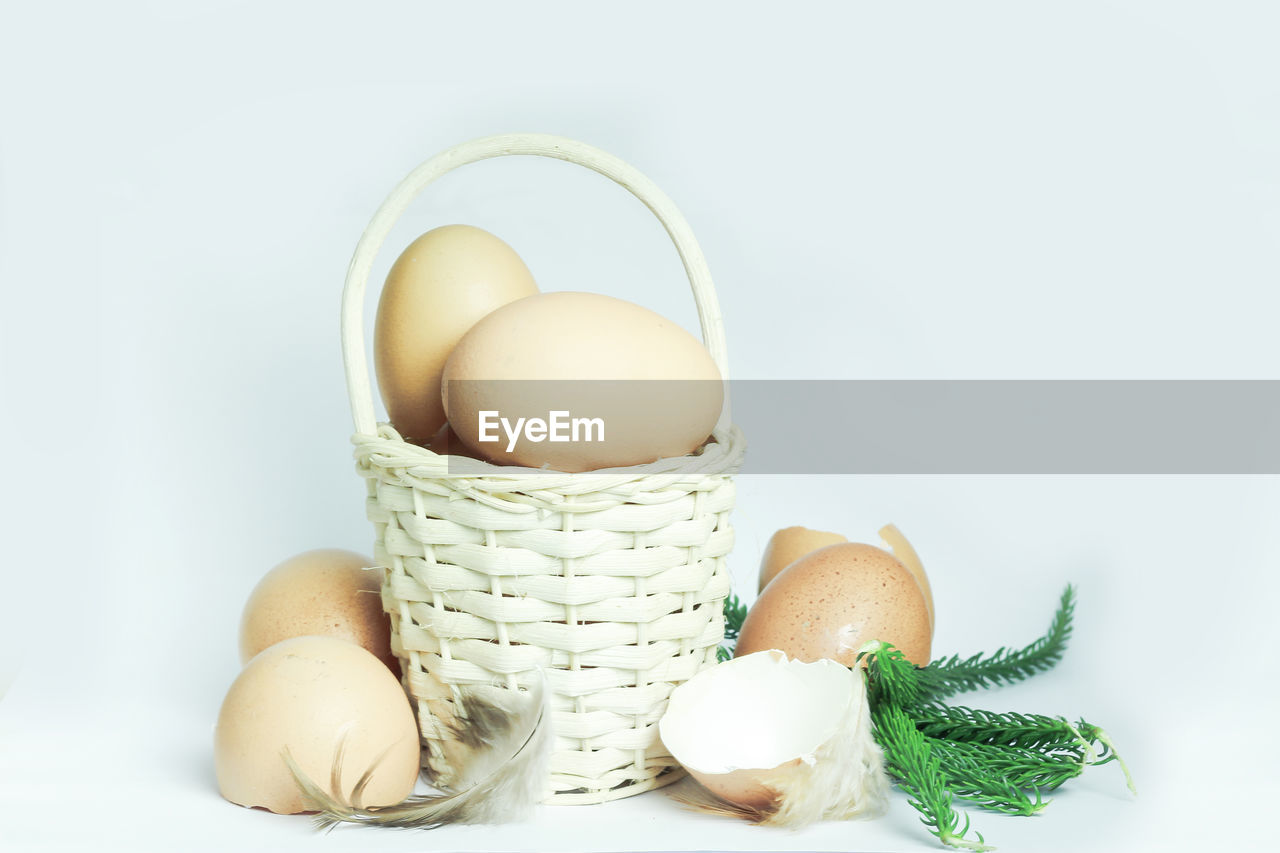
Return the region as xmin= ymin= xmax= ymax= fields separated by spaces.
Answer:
xmin=340 ymin=133 xmax=730 ymax=438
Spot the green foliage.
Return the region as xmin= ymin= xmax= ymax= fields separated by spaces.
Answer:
xmin=859 ymin=584 xmax=1133 ymax=850
xmin=910 ymin=703 xmax=1092 ymax=753
xmin=859 ymin=639 xmax=922 ymax=708
xmin=872 ymin=703 xmax=992 ymax=851
xmin=722 ymin=592 xmax=747 ymax=640
xmin=716 ymin=593 xmax=749 ymax=662
xmin=930 ymin=740 xmax=1046 ymax=816
xmin=926 ymin=739 xmax=1087 ymax=792
xmin=712 ymin=579 xmax=1132 ymax=848
xmin=917 ymin=585 xmax=1076 ymax=702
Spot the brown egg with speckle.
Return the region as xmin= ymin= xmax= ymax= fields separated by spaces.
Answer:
xmin=735 ymin=542 xmax=932 ymax=666
xmin=239 ymin=549 xmax=399 ymax=676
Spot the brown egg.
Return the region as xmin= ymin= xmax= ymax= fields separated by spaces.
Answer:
xmin=442 ymin=291 xmax=723 ymax=471
xmin=735 ymin=543 xmax=932 ymax=666
xmin=758 ymin=526 xmax=848 ymax=592
xmin=214 ymin=636 xmax=420 ymax=814
xmin=374 ymin=225 xmax=539 ymax=445
xmin=239 ymin=549 xmax=398 ymax=675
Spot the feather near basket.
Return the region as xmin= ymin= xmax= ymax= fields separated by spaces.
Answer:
xmin=339 ymin=133 xmax=746 ymax=805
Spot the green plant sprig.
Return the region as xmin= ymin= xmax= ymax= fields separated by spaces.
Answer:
xmin=861 ymin=639 xmax=923 ymax=708
xmin=910 ymin=703 xmax=1094 ymax=754
xmin=859 ymin=583 xmax=1075 ymax=708
xmin=928 ymin=740 xmax=1047 ymax=816
xmin=1073 ymin=723 xmax=1137 ymax=795
xmin=872 ymin=702 xmax=993 ymax=851
xmin=855 ymin=584 xmax=1134 ymax=849
xmin=927 ymin=739 xmax=1091 ymax=793
xmin=916 ymin=586 xmax=1076 ymax=702
xmin=912 ymin=703 xmax=1133 ymax=793
xmin=717 ymin=593 xmax=748 ymax=662
xmin=721 ymin=581 xmax=1131 ymax=847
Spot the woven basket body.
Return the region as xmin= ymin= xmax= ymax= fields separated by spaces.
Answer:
xmin=340 ymin=134 xmax=744 ymax=804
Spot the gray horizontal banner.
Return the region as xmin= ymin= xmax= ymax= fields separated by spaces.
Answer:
xmin=437 ymin=380 xmax=1280 ymax=474
xmin=730 ymin=380 xmax=1280 ymax=474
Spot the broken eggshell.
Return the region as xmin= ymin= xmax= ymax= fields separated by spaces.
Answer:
xmin=758 ymin=525 xmax=848 ymax=593
xmin=658 ymin=650 xmax=889 ymax=825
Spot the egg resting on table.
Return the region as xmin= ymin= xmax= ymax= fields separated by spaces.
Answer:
xmin=214 ymin=635 xmax=420 ymax=814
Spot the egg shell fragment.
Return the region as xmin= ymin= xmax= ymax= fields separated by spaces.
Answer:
xmin=735 ymin=542 xmax=933 ymax=666
xmin=758 ymin=526 xmax=848 ymax=592
xmin=879 ymin=523 xmax=936 ymax=632
xmin=659 ymin=650 xmax=888 ymax=823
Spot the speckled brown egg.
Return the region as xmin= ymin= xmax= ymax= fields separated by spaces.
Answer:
xmin=758 ymin=526 xmax=848 ymax=592
xmin=735 ymin=542 xmax=932 ymax=666
xmin=239 ymin=549 xmax=398 ymax=675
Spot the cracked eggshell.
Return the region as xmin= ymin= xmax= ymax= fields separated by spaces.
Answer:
xmin=758 ymin=526 xmax=848 ymax=592
xmin=659 ymin=650 xmax=887 ymax=822
xmin=660 ymin=651 xmax=853 ymax=807
xmin=214 ymin=636 xmax=420 ymax=814
xmin=735 ymin=542 xmax=932 ymax=666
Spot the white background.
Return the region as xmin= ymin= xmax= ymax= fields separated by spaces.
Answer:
xmin=2 ymin=2 xmax=1277 ymax=851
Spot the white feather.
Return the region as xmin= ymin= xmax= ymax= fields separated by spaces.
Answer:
xmin=671 ymin=668 xmax=889 ymax=827
xmin=766 ymin=667 xmax=889 ymax=825
xmin=286 ymin=673 xmax=552 ymax=828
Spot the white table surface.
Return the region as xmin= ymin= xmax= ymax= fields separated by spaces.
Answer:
xmin=2 ymin=475 xmax=1274 ymax=852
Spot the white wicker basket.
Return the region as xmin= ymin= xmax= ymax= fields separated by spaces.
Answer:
xmin=339 ymin=134 xmax=746 ymax=804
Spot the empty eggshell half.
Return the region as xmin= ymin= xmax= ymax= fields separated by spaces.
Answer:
xmin=659 ymin=650 xmax=888 ymax=824
xmin=214 ymin=636 xmax=420 ymax=814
